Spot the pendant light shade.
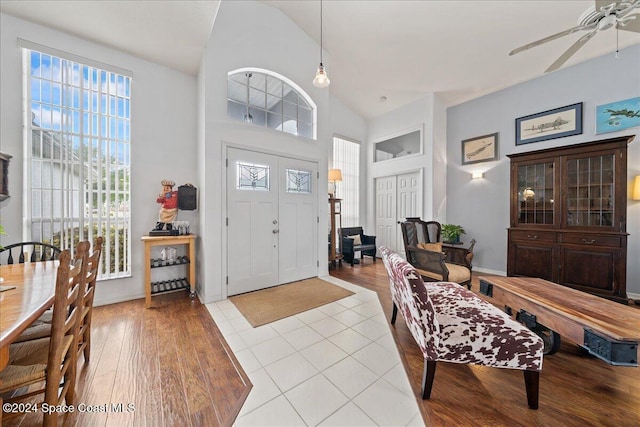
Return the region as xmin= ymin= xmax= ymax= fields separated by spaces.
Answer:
xmin=313 ymin=0 xmax=330 ymax=88
xmin=313 ymin=63 xmax=330 ymax=88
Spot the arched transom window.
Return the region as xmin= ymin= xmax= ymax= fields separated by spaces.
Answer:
xmin=227 ymin=69 xmax=316 ymax=139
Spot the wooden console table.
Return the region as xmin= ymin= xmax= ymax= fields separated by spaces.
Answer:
xmin=141 ymin=234 xmax=197 ymax=308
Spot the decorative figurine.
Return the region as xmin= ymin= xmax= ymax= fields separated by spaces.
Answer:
xmin=155 ymin=179 xmax=178 ymax=231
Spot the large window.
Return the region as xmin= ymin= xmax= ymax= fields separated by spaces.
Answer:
xmin=333 ymin=136 xmax=360 ymax=227
xmin=227 ymin=69 xmax=315 ymax=139
xmin=24 ymin=46 xmax=131 ymax=278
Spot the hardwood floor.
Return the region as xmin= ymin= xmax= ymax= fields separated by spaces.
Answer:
xmin=2 ymin=292 xmax=251 ymax=427
xmin=4 ymin=263 xmax=639 ymax=426
xmin=331 ymin=259 xmax=640 ymax=427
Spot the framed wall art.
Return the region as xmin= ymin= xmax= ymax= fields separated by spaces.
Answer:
xmin=461 ymin=132 xmax=499 ymax=165
xmin=515 ymin=102 xmax=583 ymax=145
xmin=596 ymin=96 xmax=640 ymax=134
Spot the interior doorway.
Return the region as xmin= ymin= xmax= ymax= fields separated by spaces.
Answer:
xmin=226 ymin=147 xmax=318 ymax=296
xmin=375 ymin=170 xmax=422 ymax=257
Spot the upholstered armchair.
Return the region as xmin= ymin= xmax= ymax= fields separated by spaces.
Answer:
xmin=340 ymin=226 xmax=376 ymax=266
xmin=400 ymin=218 xmax=475 ymax=289
xmin=380 ymin=246 xmax=544 ymax=409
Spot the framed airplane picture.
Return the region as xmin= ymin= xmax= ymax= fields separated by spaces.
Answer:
xmin=461 ymin=132 xmax=499 ymax=165
xmin=515 ymin=102 xmax=583 ymax=145
xmin=596 ymin=97 xmax=640 ymax=134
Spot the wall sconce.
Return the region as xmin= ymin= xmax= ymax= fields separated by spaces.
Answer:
xmin=633 ymin=175 xmax=640 ymax=200
xmin=471 ymin=171 xmax=483 ymax=179
xmin=328 ymin=168 xmax=342 ymax=197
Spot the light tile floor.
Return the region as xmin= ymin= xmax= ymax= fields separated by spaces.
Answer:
xmin=205 ymin=276 xmax=424 ymax=427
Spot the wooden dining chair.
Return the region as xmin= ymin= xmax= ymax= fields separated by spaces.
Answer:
xmin=0 ymin=244 xmax=88 ymax=426
xmin=0 ymin=241 xmax=61 ymax=265
xmin=77 ymin=236 xmax=103 ymax=362
xmin=13 ymin=237 xmax=103 ymax=362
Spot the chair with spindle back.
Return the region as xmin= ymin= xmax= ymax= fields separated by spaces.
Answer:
xmin=0 ymin=242 xmax=61 ymax=265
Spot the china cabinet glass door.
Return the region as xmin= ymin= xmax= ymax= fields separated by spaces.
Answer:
xmin=565 ymin=154 xmax=614 ymax=227
xmin=516 ymin=162 xmax=555 ymax=225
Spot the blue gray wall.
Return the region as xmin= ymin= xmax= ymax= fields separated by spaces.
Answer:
xmin=447 ymin=44 xmax=640 ymax=297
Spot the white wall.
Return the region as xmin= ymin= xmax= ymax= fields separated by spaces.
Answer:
xmin=198 ymin=0 xmax=333 ymax=303
xmin=366 ymin=94 xmax=447 ymax=233
xmin=0 ymin=13 xmax=199 ymax=306
xmin=447 ymin=44 xmax=640 ymax=296
xmin=330 ymin=96 xmax=368 ymax=224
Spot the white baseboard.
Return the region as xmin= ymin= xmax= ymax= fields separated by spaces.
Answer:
xmin=627 ymin=291 xmax=640 ymax=301
xmin=473 ymin=267 xmax=506 ymax=276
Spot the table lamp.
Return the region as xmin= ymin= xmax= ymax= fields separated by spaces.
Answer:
xmin=328 ymin=169 xmax=342 ymax=198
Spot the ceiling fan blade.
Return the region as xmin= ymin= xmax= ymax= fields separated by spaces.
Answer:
xmin=595 ymin=1 xmax=620 ymax=13
xmin=545 ymin=29 xmax=599 ymax=72
xmin=619 ymin=14 xmax=640 ymax=32
xmin=509 ymin=23 xmax=596 ymax=56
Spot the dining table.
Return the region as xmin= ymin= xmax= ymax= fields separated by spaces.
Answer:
xmin=0 ymin=260 xmax=58 ymax=370
xmin=0 ymin=260 xmax=58 ymax=423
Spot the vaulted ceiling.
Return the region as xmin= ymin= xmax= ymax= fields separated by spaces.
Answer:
xmin=2 ymin=0 xmax=638 ymax=119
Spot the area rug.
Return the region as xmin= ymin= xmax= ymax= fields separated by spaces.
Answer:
xmin=229 ymin=278 xmax=354 ymax=327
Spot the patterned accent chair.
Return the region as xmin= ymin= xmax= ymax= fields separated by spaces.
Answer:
xmin=380 ymin=246 xmax=544 ymax=409
xmin=400 ymin=218 xmax=475 ymax=289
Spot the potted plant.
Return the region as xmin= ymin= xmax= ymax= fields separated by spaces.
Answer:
xmin=442 ymin=224 xmax=465 ymax=244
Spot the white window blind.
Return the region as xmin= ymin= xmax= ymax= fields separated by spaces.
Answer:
xmin=333 ymin=136 xmax=360 ymax=227
xmin=24 ymin=48 xmax=132 ymax=278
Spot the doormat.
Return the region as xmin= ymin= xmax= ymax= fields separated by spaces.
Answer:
xmin=229 ymin=278 xmax=354 ymax=327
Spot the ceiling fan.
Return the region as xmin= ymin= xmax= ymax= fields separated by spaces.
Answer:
xmin=510 ymin=0 xmax=640 ymax=72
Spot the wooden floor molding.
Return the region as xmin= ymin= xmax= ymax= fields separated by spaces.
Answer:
xmin=2 ymin=292 xmax=251 ymax=427
xmin=331 ymin=259 xmax=640 ymax=427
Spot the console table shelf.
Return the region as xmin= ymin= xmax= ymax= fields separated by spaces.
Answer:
xmin=141 ymin=234 xmax=197 ymax=308
xmin=151 ymin=278 xmax=191 ymax=295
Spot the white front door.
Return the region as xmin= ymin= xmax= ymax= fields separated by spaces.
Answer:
xmin=227 ymin=148 xmax=318 ymax=296
xmin=278 ymin=157 xmax=318 ymax=284
xmin=375 ymin=170 xmax=422 ymax=256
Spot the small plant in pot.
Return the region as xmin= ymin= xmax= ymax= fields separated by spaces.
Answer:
xmin=442 ymin=224 xmax=465 ymax=244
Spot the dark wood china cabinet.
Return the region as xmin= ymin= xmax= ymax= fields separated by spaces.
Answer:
xmin=507 ymin=135 xmax=633 ymax=303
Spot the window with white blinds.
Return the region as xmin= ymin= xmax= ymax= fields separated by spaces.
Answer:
xmin=332 ymin=136 xmax=360 ymax=227
xmin=24 ymin=47 xmax=132 ymax=278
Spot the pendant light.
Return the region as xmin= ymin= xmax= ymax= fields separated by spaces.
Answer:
xmin=312 ymin=0 xmax=330 ymax=88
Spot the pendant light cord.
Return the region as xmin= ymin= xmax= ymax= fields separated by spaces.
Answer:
xmin=320 ymin=0 xmax=323 ymax=64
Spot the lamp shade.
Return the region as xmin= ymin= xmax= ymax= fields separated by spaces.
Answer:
xmin=328 ymin=168 xmax=342 ymax=182
xmin=633 ymin=175 xmax=640 ymax=200
xmin=313 ymin=64 xmax=330 ymax=88
xmin=523 ymin=188 xmax=535 ymax=201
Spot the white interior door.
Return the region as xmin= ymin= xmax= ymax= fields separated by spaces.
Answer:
xmin=375 ymin=170 xmax=422 ymax=256
xmin=227 ymin=148 xmax=318 ymax=296
xmin=396 ymin=171 xmax=421 ymax=257
xmin=375 ymin=176 xmax=397 ymax=253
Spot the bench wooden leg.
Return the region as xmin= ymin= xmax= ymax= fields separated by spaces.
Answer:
xmin=422 ymin=360 xmax=436 ymax=399
xmin=524 ymin=370 xmax=539 ymax=409
xmin=391 ymin=302 xmax=398 ymax=324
